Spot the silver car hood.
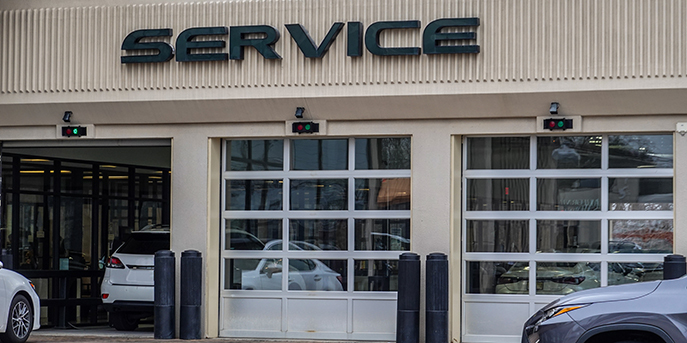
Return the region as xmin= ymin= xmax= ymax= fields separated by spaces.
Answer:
xmin=543 ymin=280 xmax=661 ymax=310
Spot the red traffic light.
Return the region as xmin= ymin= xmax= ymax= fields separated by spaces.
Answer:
xmin=292 ymin=121 xmax=319 ymax=134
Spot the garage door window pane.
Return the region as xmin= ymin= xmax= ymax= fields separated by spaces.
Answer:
xmin=466 ymin=220 xmax=528 ymax=253
xmin=467 ymin=179 xmax=529 ymax=211
xmin=536 ymin=220 xmax=600 ymax=253
xmin=291 ymin=139 xmax=348 ymax=170
xmin=290 ymin=179 xmax=347 ymax=210
xmin=609 ymin=219 xmax=673 ymax=253
xmin=537 ymin=178 xmax=600 ymax=211
xmin=224 ymin=258 xmax=276 ymax=290
xmin=289 ymin=259 xmax=346 ymax=291
xmin=355 ymin=178 xmax=410 ymax=210
xmin=537 ymin=136 xmax=602 ymax=169
xmin=535 ymin=262 xmax=600 ymax=295
xmin=609 ymin=135 xmax=673 ymax=168
xmin=355 ymin=138 xmax=410 ymax=170
xmin=226 ymin=219 xmax=281 ymax=250
xmin=609 ymin=178 xmax=673 ymax=211
xmin=226 ymin=180 xmax=283 ymax=210
xmin=354 ymin=219 xmax=410 ymax=251
xmin=608 ymin=262 xmax=663 ymax=285
xmin=467 ymin=261 xmax=527 ymax=294
xmin=227 ymin=140 xmax=284 ymax=171
xmin=466 ymin=137 xmax=529 ymax=170
xmin=289 ymin=219 xmax=347 ymax=251
xmin=354 ymin=260 xmax=398 ymax=291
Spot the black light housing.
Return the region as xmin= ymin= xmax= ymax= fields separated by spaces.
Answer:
xmin=62 ymin=126 xmax=87 ymax=137
xmin=543 ymin=118 xmax=573 ymax=131
xmin=292 ymin=122 xmax=319 ymax=134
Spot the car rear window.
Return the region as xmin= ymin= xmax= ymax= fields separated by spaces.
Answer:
xmin=118 ymin=232 xmax=170 ymax=254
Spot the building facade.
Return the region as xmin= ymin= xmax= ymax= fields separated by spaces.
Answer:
xmin=1 ymin=0 xmax=686 ymax=342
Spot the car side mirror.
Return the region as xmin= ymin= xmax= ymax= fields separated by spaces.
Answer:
xmin=264 ymin=262 xmax=282 ymax=278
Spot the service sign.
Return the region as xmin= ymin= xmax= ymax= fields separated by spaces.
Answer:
xmin=121 ymin=18 xmax=480 ymax=64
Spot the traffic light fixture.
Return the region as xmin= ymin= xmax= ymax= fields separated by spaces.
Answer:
xmin=292 ymin=121 xmax=319 ymax=134
xmin=61 ymin=126 xmax=87 ymax=137
xmin=543 ymin=118 xmax=573 ymax=131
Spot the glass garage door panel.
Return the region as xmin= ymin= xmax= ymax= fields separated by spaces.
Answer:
xmin=462 ymin=135 xmax=673 ymax=343
xmin=221 ymin=138 xmax=411 ymax=340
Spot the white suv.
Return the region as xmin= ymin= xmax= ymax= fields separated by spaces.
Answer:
xmin=100 ymin=224 xmax=169 ymax=331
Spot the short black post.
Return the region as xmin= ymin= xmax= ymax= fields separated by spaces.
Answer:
xmin=180 ymin=250 xmax=202 ymax=340
xmin=0 ymin=249 xmax=13 ymax=269
xmin=664 ymin=254 xmax=686 ymax=280
xmin=396 ymin=252 xmax=420 ymax=343
xmin=154 ymin=250 xmax=175 ymax=339
xmin=426 ymin=253 xmax=448 ymax=343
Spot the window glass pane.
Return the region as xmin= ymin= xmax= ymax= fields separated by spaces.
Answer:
xmin=135 ymin=168 xmax=165 ymax=199
xmin=537 ymin=136 xmax=602 ymax=169
xmin=225 ymin=219 xmax=281 ymax=250
xmin=224 ymin=258 xmax=281 ymax=290
xmin=608 ymin=262 xmax=664 ymax=285
xmin=355 ymin=219 xmax=410 ymax=251
xmin=227 ymin=140 xmax=283 ymax=171
xmin=291 ymin=139 xmax=348 ymax=170
xmin=467 ymin=137 xmax=529 ymax=169
xmin=354 ymin=260 xmax=398 ymax=291
xmin=537 ymin=178 xmax=600 ymax=211
xmin=609 ymin=178 xmax=673 ymax=211
xmin=609 ymin=135 xmax=673 ymax=168
xmin=535 ymin=262 xmax=600 ymax=295
xmin=466 ymin=179 xmax=529 ymax=211
xmin=466 ymin=220 xmax=528 ymax=253
xmin=289 ymin=259 xmax=346 ymax=291
xmin=289 ymin=219 xmax=347 ymax=251
xmin=536 ymin=220 xmax=600 ymax=253
xmin=467 ymin=261 xmax=526 ymax=294
xmin=290 ymin=179 xmax=347 ymax=210
xmin=62 ymin=162 xmax=93 ymax=195
xmin=355 ymin=178 xmax=410 ymax=210
xmin=355 ymin=138 xmax=411 ymax=170
xmin=226 ymin=180 xmax=283 ymax=210
xmin=609 ymin=219 xmax=673 ymax=253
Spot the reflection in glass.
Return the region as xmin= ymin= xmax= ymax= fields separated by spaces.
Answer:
xmin=537 ymin=178 xmax=600 ymax=211
xmin=289 ymin=259 xmax=346 ymax=291
xmin=608 ymin=262 xmax=664 ymax=285
xmin=291 ymin=139 xmax=348 ymax=170
xmin=225 ymin=258 xmax=282 ymax=290
xmin=537 ymin=136 xmax=602 ymax=169
xmin=227 ymin=140 xmax=283 ymax=171
xmin=535 ymin=262 xmax=600 ymax=295
xmin=289 ymin=219 xmax=347 ymax=251
xmin=467 ymin=137 xmax=529 ymax=169
xmin=355 ymin=219 xmax=410 ymax=251
xmin=354 ymin=260 xmax=398 ymax=291
xmin=355 ymin=138 xmax=411 ymax=170
xmin=62 ymin=162 xmax=94 ymax=195
xmin=355 ymin=178 xmax=410 ymax=210
xmin=609 ymin=135 xmax=673 ymax=168
xmin=609 ymin=178 xmax=673 ymax=211
xmin=225 ymin=219 xmax=281 ymax=250
xmin=135 ymin=168 xmax=164 ymax=199
xmin=226 ymin=180 xmax=283 ymax=210
xmin=468 ymin=261 xmax=526 ymax=294
xmin=466 ymin=220 xmax=528 ymax=253
xmin=290 ymin=179 xmax=347 ymax=210
xmin=466 ymin=179 xmax=529 ymax=211
xmin=537 ymin=221 xmax=600 ymax=253
xmin=609 ymin=219 xmax=673 ymax=253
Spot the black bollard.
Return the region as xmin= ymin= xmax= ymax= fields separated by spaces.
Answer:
xmin=180 ymin=250 xmax=202 ymax=340
xmin=396 ymin=252 xmax=420 ymax=343
xmin=426 ymin=253 xmax=448 ymax=343
xmin=664 ymin=254 xmax=686 ymax=280
xmin=154 ymin=250 xmax=175 ymax=339
xmin=0 ymin=249 xmax=13 ymax=270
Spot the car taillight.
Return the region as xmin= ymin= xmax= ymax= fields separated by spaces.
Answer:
xmin=552 ymin=276 xmax=585 ymax=285
xmin=107 ymin=256 xmax=125 ymax=269
xmin=336 ymin=275 xmax=344 ymax=285
xmin=102 ymin=293 xmax=109 ymax=299
xmin=497 ymin=276 xmax=523 ymax=285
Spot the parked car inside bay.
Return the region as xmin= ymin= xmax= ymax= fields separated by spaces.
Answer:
xmin=522 ymin=274 xmax=687 ymax=343
xmin=0 ymin=261 xmax=40 ymax=343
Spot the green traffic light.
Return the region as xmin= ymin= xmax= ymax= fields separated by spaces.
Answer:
xmin=73 ymin=128 xmax=79 ymax=134
xmin=557 ymin=121 xmax=564 ymax=128
xmin=305 ymin=124 xmax=311 ymax=131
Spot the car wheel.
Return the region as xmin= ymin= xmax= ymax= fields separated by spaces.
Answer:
xmin=110 ymin=312 xmax=140 ymax=331
xmin=0 ymin=294 xmax=33 ymax=343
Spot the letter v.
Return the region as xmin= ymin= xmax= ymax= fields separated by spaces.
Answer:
xmin=285 ymin=23 xmax=345 ymax=58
